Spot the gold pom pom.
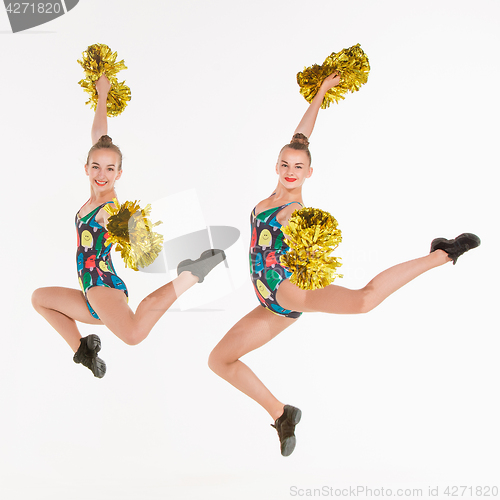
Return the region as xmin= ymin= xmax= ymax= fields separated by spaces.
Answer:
xmin=281 ymin=207 xmax=343 ymax=290
xmin=77 ymin=43 xmax=131 ymax=117
xmin=297 ymin=44 xmax=370 ymax=108
xmin=103 ymin=199 xmax=163 ymax=271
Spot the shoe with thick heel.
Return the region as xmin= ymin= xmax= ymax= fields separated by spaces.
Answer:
xmin=73 ymin=334 xmax=106 ymax=378
xmin=271 ymin=404 xmax=302 ymax=457
xmin=430 ymin=233 xmax=481 ymax=265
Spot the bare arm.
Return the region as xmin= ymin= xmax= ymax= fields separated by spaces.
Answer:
xmin=293 ymin=71 xmax=340 ymax=139
xmin=91 ymin=75 xmax=111 ymax=145
xmin=277 ymin=201 xmax=304 ymax=227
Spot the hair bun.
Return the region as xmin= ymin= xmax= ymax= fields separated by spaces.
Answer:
xmin=87 ymin=134 xmax=123 ymax=170
xmin=97 ymin=135 xmax=113 ymax=146
xmin=290 ymin=133 xmax=310 ymax=147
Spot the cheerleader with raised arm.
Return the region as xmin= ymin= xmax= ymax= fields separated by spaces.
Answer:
xmin=32 ymin=74 xmax=225 ymax=377
xmin=208 ymin=70 xmax=480 ymax=456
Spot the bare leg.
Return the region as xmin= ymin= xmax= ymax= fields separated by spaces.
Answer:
xmin=208 ymin=306 xmax=297 ymax=420
xmin=31 ymin=287 xmax=102 ymax=352
xmin=277 ymin=250 xmax=452 ymax=314
xmin=32 ymin=271 xmax=199 ymax=349
xmin=87 ymin=271 xmax=199 ymax=345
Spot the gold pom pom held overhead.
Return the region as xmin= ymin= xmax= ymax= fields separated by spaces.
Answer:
xmin=281 ymin=207 xmax=343 ymax=290
xmin=297 ymin=44 xmax=370 ymax=108
xmin=103 ymin=199 xmax=164 ymax=271
xmin=77 ymin=43 xmax=131 ymax=117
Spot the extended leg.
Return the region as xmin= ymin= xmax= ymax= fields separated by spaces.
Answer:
xmin=277 ymin=250 xmax=451 ymax=314
xmin=87 ymin=271 xmax=199 ymax=345
xmin=208 ymin=306 xmax=297 ymax=421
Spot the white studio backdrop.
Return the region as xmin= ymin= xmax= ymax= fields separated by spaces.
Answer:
xmin=0 ymin=1 xmax=498 ymax=499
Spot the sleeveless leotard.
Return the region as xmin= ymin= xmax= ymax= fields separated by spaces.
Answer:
xmin=250 ymin=202 xmax=302 ymax=319
xmin=76 ymin=201 xmax=128 ymax=319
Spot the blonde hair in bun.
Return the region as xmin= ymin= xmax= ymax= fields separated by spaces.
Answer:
xmin=86 ymin=135 xmax=123 ymax=170
xmin=280 ymin=132 xmax=311 ymax=165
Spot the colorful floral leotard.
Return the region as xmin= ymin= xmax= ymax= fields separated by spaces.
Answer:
xmin=76 ymin=201 xmax=128 ymax=319
xmin=250 ymin=202 xmax=303 ymax=319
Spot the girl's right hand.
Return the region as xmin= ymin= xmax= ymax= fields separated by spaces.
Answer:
xmin=95 ymin=74 xmax=111 ymax=96
xmin=320 ymin=71 xmax=341 ymax=91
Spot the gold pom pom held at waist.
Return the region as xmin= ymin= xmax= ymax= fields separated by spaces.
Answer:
xmin=297 ymin=44 xmax=370 ymax=108
xmin=77 ymin=43 xmax=131 ymax=117
xmin=280 ymin=207 xmax=343 ymax=290
xmin=103 ymin=199 xmax=164 ymax=271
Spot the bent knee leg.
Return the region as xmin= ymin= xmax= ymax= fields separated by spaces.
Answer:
xmin=208 ymin=348 xmax=222 ymax=374
xmin=31 ymin=288 xmax=42 ymax=310
xmin=31 ymin=287 xmax=50 ymax=311
xmin=100 ymin=319 xmax=146 ymax=346
xmin=208 ymin=346 xmax=235 ymax=376
xmin=117 ymin=326 xmax=146 ymax=346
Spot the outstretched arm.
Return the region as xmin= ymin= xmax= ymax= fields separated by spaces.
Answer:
xmin=293 ymin=71 xmax=340 ymax=139
xmin=91 ymin=75 xmax=111 ymax=145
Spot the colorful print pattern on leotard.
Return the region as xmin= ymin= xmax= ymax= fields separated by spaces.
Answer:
xmin=76 ymin=201 xmax=128 ymax=319
xmin=250 ymin=203 xmax=302 ymax=319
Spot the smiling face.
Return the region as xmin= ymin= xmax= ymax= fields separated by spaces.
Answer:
xmin=81 ymin=230 xmax=93 ymax=248
xmin=275 ymin=147 xmax=312 ymax=189
xmin=84 ymin=149 xmax=122 ymax=192
xmin=258 ymin=229 xmax=272 ymax=248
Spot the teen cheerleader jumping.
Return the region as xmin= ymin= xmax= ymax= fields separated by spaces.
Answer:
xmin=208 ymin=71 xmax=480 ymax=456
xmin=32 ymin=75 xmax=225 ymax=378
